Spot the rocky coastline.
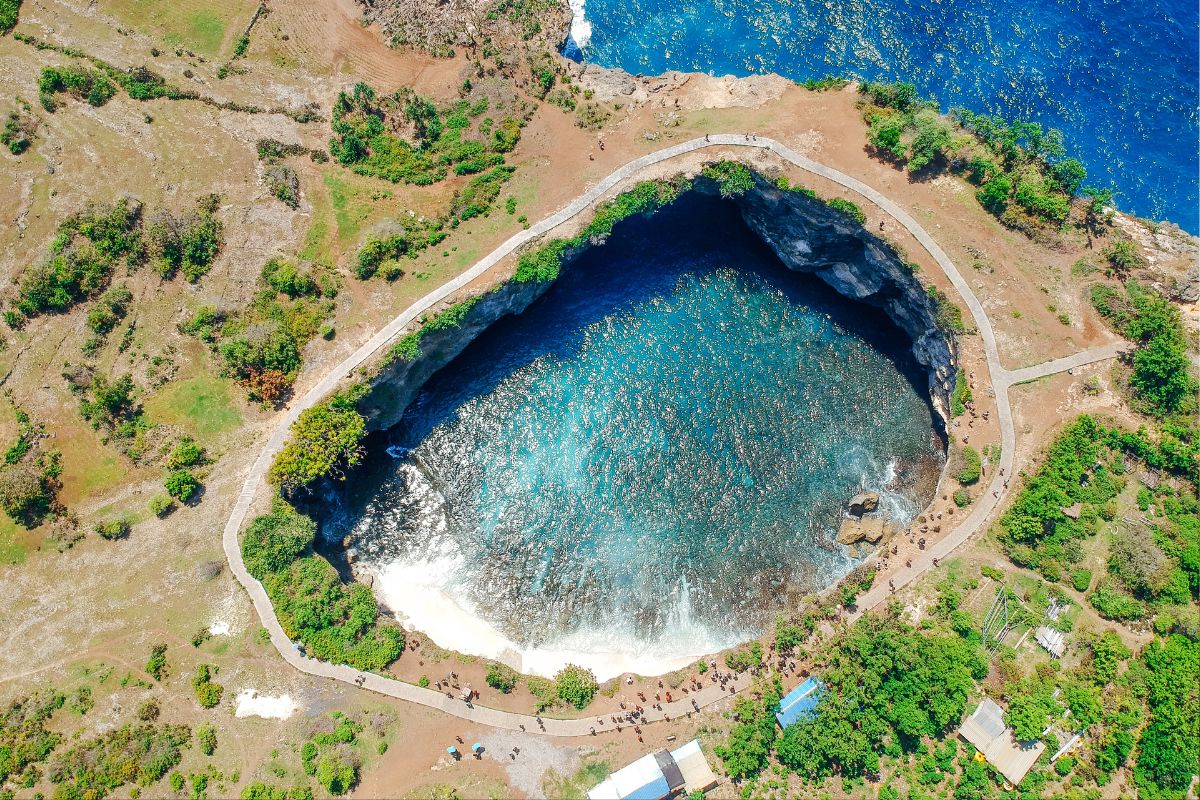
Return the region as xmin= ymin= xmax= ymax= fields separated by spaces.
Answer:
xmin=358 ymin=172 xmax=956 ymax=436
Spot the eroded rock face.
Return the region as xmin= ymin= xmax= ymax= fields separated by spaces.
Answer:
xmin=722 ymin=175 xmax=956 ymax=422
xmin=361 ymin=277 xmax=556 ymax=432
xmin=360 ymin=174 xmax=956 ymax=435
xmin=847 ymin=492 xmax=880 ymax=517
xmin=837 ymin=515 xmax=896 ymax=545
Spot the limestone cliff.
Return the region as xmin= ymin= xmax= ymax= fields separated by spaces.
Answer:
xmin=359 ymin=175 xmax=955 ymax=432
xmin=722 ymin=175 xmax=957 ymax=421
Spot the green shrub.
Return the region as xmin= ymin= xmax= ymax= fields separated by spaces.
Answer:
xmin=980 ymin=565 xmax=1004 ymax=581
xmin=0 ymin=455 xmax=61 ymax=526
xmin=94 ymin=517 xmax=130 ymax=540
xmin=241 ymin=501 xmax=317 ymax=579
xmin=1070 ymin=568 xmax=1092 ymax=593
xmin=315 ymin=753 xmax=357 ymax=795
xmin=147 ymin=495 xmax=175 ymax=520
xmin=976 ymin=174 xmax=1012 ymax=214
xmin=86 ymin=283 xmax=133 ymax=335
xmin=906 ymin=109 xmax=952 ymax=172
xmin=702 ymin=161 xmax=754 ymax=198
xmin=866 ymin=113 xmax=907 ymax=161
xmin=165 ymin=469 xmax=200 ymax=502
xmin=38 ymin=65 xmax=116 ymax=111
xmin=262 ymin=551 xmax=405 ymax=671
xmin=554 ymin=664 xmax=598 ymax=709
xmin=957 ymin=446 xmax=982 ymax=484
xmin=1088 ymin=581 xmax=1146 ymax=621
xmin=724 ymin=641 xmax=764 ymax=672
xmin=953 ymin=488 xmax=972 ymax=507
xmin=48 ymin=723 xmax=190 ymax=797
xmin=950 ymin=370 xmax=973 ymax=417
xmin=145 ymin=643 xmax=168 ymax=681
xmin=192 ymin=663 xmax=224 ymax=708
xmin=826 ymin=197 xmax=866 ymax=225
xmin=1101 ymin=240 xmax=1144 ymax=274
xmin=485 ymin=662 xmax=518 ymax=693
xmin=167 ymin=438 xmax=204 ymax=469
xmin=0 ymin=0 xmax=21 ymax=34
xmin=197 ymin=724 xmax=217 ymax=756
xmin=268 ymin=396 xmax=366 ymax=493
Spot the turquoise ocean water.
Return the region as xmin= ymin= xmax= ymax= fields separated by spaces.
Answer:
xmin=565 ymin=0 xmax=1199 ymax=232
xmin=339 ymin=197 xmax=942 ymax=670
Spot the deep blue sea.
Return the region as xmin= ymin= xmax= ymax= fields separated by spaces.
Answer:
xmin=339 ymin=196 xmax=942 ymax=675
xmin=566 ymin=0 xmax=1199 ymax=232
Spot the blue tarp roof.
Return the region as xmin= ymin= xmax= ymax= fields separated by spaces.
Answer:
xmin=776 ymin=676 xmax=824 ymax=728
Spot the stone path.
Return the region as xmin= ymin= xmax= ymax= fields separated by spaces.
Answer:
xmin=221 ymin=134 xmax=1127 ymax=735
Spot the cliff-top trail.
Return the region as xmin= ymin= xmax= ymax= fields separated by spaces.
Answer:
xmin=0 ymin=0 xmax=1196 ymax=797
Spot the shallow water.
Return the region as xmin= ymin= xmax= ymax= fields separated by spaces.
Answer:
xmin=566 ymin=0 xmax=1199 ymax=232
xmin=337 ymin=197 xmax=943 ymax=678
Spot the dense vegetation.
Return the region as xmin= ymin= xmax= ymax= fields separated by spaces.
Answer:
xmin=0 ymin=0 xmax=19 ymax=34
xmin=328 ymin=82 xmax=524 ymax=225
xmin=776 ymin=614 xmax=987 ymax=782
xmin=701 ymin=161 xmax=755 ymax=198
xmin=183 ymin=258 xmax=336 ymax=405
xmin=997 ymin=414 xmax=1198 ymax=621
xmin=511 ymin=177 xmax=689 ymax=285
xmin=0 ymin=408 xmax=62 ymax=526
xmin=268 ymin=390 xmax=366 ymax=493
xmin=242 ymin=501 xmax=405 ymax=671
xmin=46 ymin=722 xmax=191 ymax=799
xmin=0 ymin=690 xmax=64 ymax=791
xmin=7 ymin=195 xmax=223 ymax=327
xmin=858 ymin=82 xmax=1102 ymax=233
xmin=1090 ymin=280 xmax=1198 ymax=418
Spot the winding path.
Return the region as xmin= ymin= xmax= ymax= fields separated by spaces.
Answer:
xmin=221 ymin=135 xmax=1126 ymax=735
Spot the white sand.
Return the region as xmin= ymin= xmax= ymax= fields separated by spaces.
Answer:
xmin=234 ymin=689 xmax=298 ymax=719
xmin=208 ymin=621 xmax=231 ymax=636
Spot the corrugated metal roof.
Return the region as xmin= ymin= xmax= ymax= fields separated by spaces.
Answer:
xmin=775 ymin=676 xmax=824 ymax=728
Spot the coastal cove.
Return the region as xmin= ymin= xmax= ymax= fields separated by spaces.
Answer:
xmin=320 ymin=175 xmax=952 ymax=679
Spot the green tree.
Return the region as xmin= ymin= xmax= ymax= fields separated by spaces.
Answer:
xmin=242 ymin=502 xmax=317 ymax=579
xmin=268 ymin=399 xmax=366 ymax=493
xmin=554 ymin=664 xmax=598 ymax=709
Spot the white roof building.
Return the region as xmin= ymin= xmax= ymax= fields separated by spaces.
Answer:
xmin=958 ymin=698 xmax=1046 ymax=786
xmin=587 ymin=739 xmax=717 ymax=800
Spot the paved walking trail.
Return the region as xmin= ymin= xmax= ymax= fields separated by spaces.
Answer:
xmin=221 ymin=135 xmax=1126 ymax=735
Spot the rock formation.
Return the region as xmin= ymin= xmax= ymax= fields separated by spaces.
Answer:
xmin=359 ymin=170 xmax=956 ymax=434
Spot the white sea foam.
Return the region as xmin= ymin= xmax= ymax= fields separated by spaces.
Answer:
xmin=234 ymin=690 xmax=298 ymax=719
xmin=567 ymin=0 xmax=592 ymax=49
xmin=371 ymin=556 xmax=737 ymax=682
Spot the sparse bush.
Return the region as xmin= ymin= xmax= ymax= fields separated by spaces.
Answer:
xmin=145 ymin=643 xmax=168 ymax=681
xmin=136 ymin=699 xmax=159 ymax=721
xmin=94 ymin=517 xmax=130 ymax=540
xmin=264 ymin=164 xmax=300 ymax=209
xmin=148 ymin=494 xmax=175 ymax=517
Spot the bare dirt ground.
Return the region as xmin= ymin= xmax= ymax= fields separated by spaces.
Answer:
xmin=0 ymin=0 xmax=1194 ymax=796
